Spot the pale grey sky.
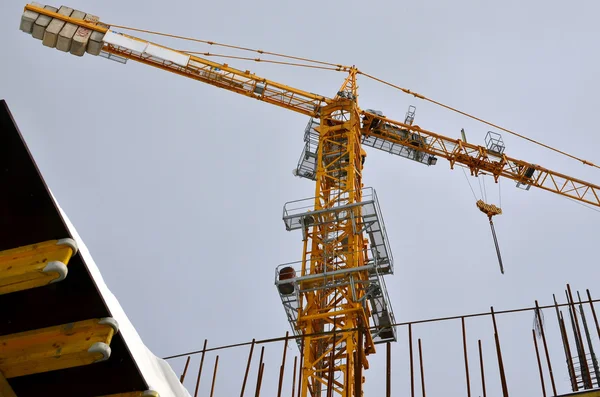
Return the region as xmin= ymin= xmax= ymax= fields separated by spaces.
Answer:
xmin=2 ymin=0 xmax=600 ymax=395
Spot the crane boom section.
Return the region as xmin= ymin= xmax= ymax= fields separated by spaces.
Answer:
xmin=24 ymin=4 xmax=331 ymax=118
xmin=361 ymin=113 xmax=600 ymax=207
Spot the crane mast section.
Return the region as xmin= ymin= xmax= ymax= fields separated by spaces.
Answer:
xmin=24 ymin=4 xmax=331 ymax=118
xmin=298 ymin=99 xmax=373 ymax=396
xmin=362 ymin=113 xmax=600 ymax=207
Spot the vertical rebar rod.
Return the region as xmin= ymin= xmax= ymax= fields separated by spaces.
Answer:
xmin=180 ymin=356 xmax=191 ymax=384
xmin=194 ymin=339 xmax=208 ymax=397
xmin=327 ymin=343 xmax=335 ymax=397
xmin=386 ymin=342 xmax=391 ymax=397
xmin=478 ymin=340 xmax=487 ymax=397
xmin=568 ymin=304 xmax=586 ymax=389
xmin=355 ymin=325 xmax=364 ymax=397
xmin=409 ymin=323 xmax=415 ymax=397
xmin=297 ymin=338 xmax=304 ymax=397
xmin=555 ymin=294 xmax=578 ymax=391
xmin=240 ymin=339 xmax=256 ymax=397
xmin=533 ymin=329 xmax=547 ymax=397
xmin=491 ymin=307 xmax=509 ymax=397
xmin=535 ymin=300 xmax=557 ymax=396
xmin=578 ymin=292 xmax=600 ymax=386
xmin=352 ymin=351 xmax=358 ymax=397
xmin=255 ymin=363 xmax=265 ymax=397
xmin=346 ymin=350 xmax=351 ymax=397
xmin=586 ymin=290 xmax=600 ymax=343
xmin=292 ymin=356 xmax=298 ymax=397
xmin=587 ymin=289 xmax=600 ymax=387
xmin=462 ymin=317 xmax=471 ymax=397
xmin=209 ymin=355 xmax=219 ymax=397
xmin=562 ymin=310 xmax=578 ymax=391
xmin=255 ymin=346 xmax=265 ymax=397
xmin=418 ymin=338 xmax=426 ymax=397
xmin=277 ymin=332 xmax=290 ymax=397
xmin=567 ymin=285 xmax=592 ymax=389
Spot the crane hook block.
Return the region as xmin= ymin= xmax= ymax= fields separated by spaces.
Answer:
xmin=476 ymin=199 xmax=502 ymax=219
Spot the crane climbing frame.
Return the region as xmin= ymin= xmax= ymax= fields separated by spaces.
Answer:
xmin=17 ymin=3 xmax=600 ymax=397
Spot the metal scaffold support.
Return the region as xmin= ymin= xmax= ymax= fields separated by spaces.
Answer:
xmin=275 ymin=70 xmax=397 ymax=397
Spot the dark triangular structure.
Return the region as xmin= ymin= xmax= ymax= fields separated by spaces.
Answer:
xmin=0 ymin=99 xmax=149 ymax=396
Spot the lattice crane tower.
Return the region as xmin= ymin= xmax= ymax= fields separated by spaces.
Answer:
xmin=18 ymin=4 xmax=600 ymax=396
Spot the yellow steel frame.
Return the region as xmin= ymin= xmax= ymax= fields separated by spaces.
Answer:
xmin=360 ymin=115 xmax=600 ymax=206
xmin=297 ymin=71 xmax=373 ymax=396
xmin=21 ymin=5 xmax=600 ymax=396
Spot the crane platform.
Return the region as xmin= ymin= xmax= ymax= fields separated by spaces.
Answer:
xmin=275 ymin=260 xmax=397 ymax=346
xmin=282 ymin=187 xmax=394 ymax=276
xmin=277 ymin=187 xmax=397 ymax=345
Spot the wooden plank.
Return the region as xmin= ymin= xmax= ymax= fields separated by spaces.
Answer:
xmin=0 ymin=318 xmax=117 ymax=378
xmin=0 ymin=238 xmax=77 ymax=295
xmin=0 ymin=371 xmax=16 ymax=397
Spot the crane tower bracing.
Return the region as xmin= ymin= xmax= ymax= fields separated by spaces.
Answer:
xmin=17 ymin=3 xmax=600 ymax=396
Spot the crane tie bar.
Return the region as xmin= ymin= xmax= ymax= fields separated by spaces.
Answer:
xmin=104 ymin=23 xmax=351 ymax=71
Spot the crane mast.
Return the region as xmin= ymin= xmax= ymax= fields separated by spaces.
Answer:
xmin=19 ymin=4 xmax=600 ymax=396
xmin=294 ymin=71 xmax=373 ymax=396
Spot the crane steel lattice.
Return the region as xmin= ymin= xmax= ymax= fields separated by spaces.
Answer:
xmin=18 ymin=4 xmax=600 ymax=396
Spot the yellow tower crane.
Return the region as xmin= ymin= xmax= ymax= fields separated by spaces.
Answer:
xmin=18 ymin=4 xmax=600 ymax=396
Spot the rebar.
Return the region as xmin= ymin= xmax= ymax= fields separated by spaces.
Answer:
xmin=355 ymin=323 xmax=364 ymax=397
xmin=555 ymin=294 xmax=577 ymax=391
xmin=578 ymin=292 xmax=600 ymax=386
xmin=491 ymin=307 xmax=509 ymax=397
xmin=240 ymin=339 xmax=256 ymax=397
xmin=210 ymin=356 xmax=219 ymax=397
xmin=255 ymin=363 xmax=265 ymax=397
xmin=180 ymin=356 xmax=191 ymax=384
xmin=535 ymin=300 xmax=557 ymax=395
xmin=462 ymin=317 xmax=471 ymax=397
xmin=409 ymin=323 xmax=415 ymax=397
xmin=478 ymin=340 xmax=486 ymax=397
xmin=255 ymin=347 xmax=265 ymax=397
xmin=277 ymin=331 xmax=290 ymax=397
xmin=297 ymin=338 xmax=304 ymax=397
xmin=567 ymin=285 xmax=592 ymax=389
xmin=327 ymin=345 xmax=335 ymax=397
xmin=532 ymin=329 xmax=547 ymax=397
xmin=292 ymin=356 xmax=298 ymax=397
xmin=586 ymin=290 xmax=600 ymax=343
xmin=418 ymin=338 xmax=426 ymax=397
xmin=163 ymin=298 xmax=600 ymax=361
xmin=386 ymin=342 xmax=391 ymax=397
xmin=194 ymin=339 xmax=208 ymax=397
